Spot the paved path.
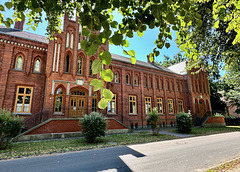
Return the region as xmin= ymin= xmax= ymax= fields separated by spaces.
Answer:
xmin=120 ymin=132 xmax=240 ymax=172
xmin=1 ymin=132 xmax=240 ymax=172
xmin=159 ymin=131 xmax=195 ymax=138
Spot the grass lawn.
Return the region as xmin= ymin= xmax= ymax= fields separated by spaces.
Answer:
xmin=173 ymin=126 xmax=240 ymax=136
xmin=0 ymin=132 xmax=178 ymax=160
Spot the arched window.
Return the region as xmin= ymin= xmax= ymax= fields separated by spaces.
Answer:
xmin=134 ymin=75 xmax=138 ymax=86
xmin=126 ymin=74 xmax=130 ymax=85
xmin=65 ymin=54 xmax=70 ymax=73
xmin=144 ymin=76 xmax=147 ymax=87
xmin=89 ymin=59 xmax=93 ymax=76
xmin=15 ymin=56 xmax=23 ymax=70
xmin=34 ymin=58 xmax=41 ymax=72
xmin=77 ymin=56 xmax=82 ymax=74
xmin=70 ymin=33 xmax=74 ymax=49
xmin=115 ymin=72 xmax=119 ymax=83
xmin=55 ymin=88 xmax=63 ymax=112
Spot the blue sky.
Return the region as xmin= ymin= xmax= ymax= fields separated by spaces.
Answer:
xmin=0 ymin=1 xmax=181 ymax=63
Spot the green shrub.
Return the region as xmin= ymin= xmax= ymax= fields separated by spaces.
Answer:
xmin=80 ymin=112 xmax=107 ymax=143
xmin=213 ymin=113 xmax=224 ymax=117
xmin=0 ymin=108 xmax=23 ymax=149
xmin=176 ymin=112 xmax=192 ymax=133
xmin=147 ymin=108 xmax=160 ymax=136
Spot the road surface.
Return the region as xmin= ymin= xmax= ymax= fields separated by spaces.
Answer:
xmin=0 ymin=132 xmax=240 ymax=172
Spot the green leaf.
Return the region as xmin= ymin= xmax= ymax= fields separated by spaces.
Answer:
xmin=196 ymin=19 xmax=202 ymax=27
xmin=31 ymin=26 xmax=36 ymax=31
xmin=80 ymin=40 xmax=89 ymax=51
xmin=126 ymin=30 xmax=133 ymax=38
xmin=82 ymin=28 xmax=90 ymax=36
xmin=98 ymin=98 xmax=108 ymax=109
xmin=17 ymin=2 xmax=25 ymax=11
xmin=92 ymin=59 xmax=102 ymax=75
xmin=101 ymin=69 xmax=113 ymax=82
xmin=214 ymin=20 xmax=219 ymax=29
xmin=127 ymin=50 xmax=135 ymax=57
xmin=90 ymin=79 xmax=104 ymax=92
xmin=137 ymin=31 xmax=144 ymax=37
xmin=102 ymin=89 xmax=114 ymax=101
xmin=111 ymin=33 xmax=123 ymax=45
xmin=122 ymin=40 xmax=129 ymax=47
xmin=110 ymin=21 xmax=118 ymax=28
xmin=166 ymin=12 xmax=175 ymax=24
xmin=0 ymin=5 xmax=5 ymax=11
xmin=165 ymin=43 xmax=170 ymax=49
xmin=4 ymin=2 xmax=13 ymax=9
xmin=149 ymin=53 xmax=154 ymax=62
xmin=87 ymin=43 xmax=98 ymax=56
xmin=123 ymin=50 xmax=128 ymax=55
xmin=99 ymin=51 xmax=112 ymax=65
xmin=130 ymin=57 xmax=136 ymax=64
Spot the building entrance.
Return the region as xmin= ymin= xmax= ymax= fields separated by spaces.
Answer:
xmin=69 ymin=89 xmax=86 ymax=118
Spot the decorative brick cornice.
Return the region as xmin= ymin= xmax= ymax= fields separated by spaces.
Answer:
xmin=0 ymin=38 xmax=47 ymax=52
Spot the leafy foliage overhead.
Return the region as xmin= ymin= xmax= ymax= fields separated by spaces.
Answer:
xmin=0 ymin=0 xmax=239 ymax=109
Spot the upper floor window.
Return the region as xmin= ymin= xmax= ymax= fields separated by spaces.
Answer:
xmin=108 ymin=94 xmax=116 ymax=113
xmin=15 ymin=56 xmax=23 ymax=70
xmin=65 ymin=54 xmax=70 ymax=73
xmin=70 ymin=33 xmax=74 ymax=49
xmin=14 ymin=86 xmax=33 ymax=113
xmin=89 ymin=59 xmax=93 ymax=76
xmin=66 ymin=32 xmax=70 ymax=48
xmin=149 ymin=77 xmax=152 ymax=88
xmin=126 ymin=74 xmax=130 ymax=85
xmin=134 ymin=75 xmax=138 ymax=86
xmin=115 ymin=72 xmax=120 ymax=83
xmin=34 ymin=58 xmax=41 ymax=72
xmin=156 ymin=78 xmax=159 ymax=89
xmin=77 ymin=56 xmax=82 ymax=75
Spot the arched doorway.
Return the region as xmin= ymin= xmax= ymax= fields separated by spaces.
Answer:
xmin=69 ymin=89 xmax=86 ymax=118
xmin=199 ymin=99 xmax=205 ymax=117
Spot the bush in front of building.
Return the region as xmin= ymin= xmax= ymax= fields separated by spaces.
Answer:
xmin=147 ymin=108 xmax=160 ymax=136
xmin=176 ymin=112 xmax=192 ymax=133
xmin=80 ymin=112 xmax=107 ymax=143
xmin=225 ymin=116 xmax=240 ymax=126
xmin=0 ymin=108 xmax=23 ymax=150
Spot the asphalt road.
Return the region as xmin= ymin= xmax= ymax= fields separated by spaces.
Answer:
xmin=0 ymin=132 xmax=240 ymax=172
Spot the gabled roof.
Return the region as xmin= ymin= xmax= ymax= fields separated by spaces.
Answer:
xmin=167 ymin=61 xmax=188 ymax=75
xmin=111 ymin=53 xmax=175 ymax=74
xmin=0 ymin=26 xmax=48 ymax=44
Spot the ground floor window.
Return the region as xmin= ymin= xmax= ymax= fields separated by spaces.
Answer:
xmin=145 ymin=97 xmax=151 ymax=114
xmin=92 ymin=92 xmax=98 ymax=112
xmin=168 ymin=99 xmax=174 ymax=114
xmin=178 ymin=100 xmax=184 ymax=112
xmin=157 ymin=98 xmax=163 ymax=114
xmin=129 ymin=95 xmax=137 ymax=113
xmin=55 ymin=88 xmax=63 ymax=112
xmin=14 ymin=86 xmax=33 ymax=113
xmin=108 ymin=94 xmax=116 ymax=113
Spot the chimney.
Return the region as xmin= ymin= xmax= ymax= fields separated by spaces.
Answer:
xmin=14 ymin=18 xmax=25 ymax=30
xmin=147 ymin=54 xmax=154 ymax=64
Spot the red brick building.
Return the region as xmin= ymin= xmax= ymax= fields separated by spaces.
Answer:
xmin=0 ymin=15 xmax=211 ymax=129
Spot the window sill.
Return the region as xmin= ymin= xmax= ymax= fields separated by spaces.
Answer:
xmin=107 ymin=113 xmax=118 ymax=116
xmin=53 ymin=112 xmax=64 ymax=115
xmin=114 ymin=82 xmax=120 ymax=84
xmin=158 ymin=113 xmax=164 ymax=115
xmin=126 ymin=84 xmax=131 ymax=86
xmin=13 ymin=69 xmax=23 ymax=72
xmin=32 ymin=71 xmax=41 ymax=74
xmin=134 ymin=85 xmax=139 ymax=87
xmin=64 ymin=72 xmax=71 ymax=74
xmin=129 ymin=113 xmax=138 ymax=115
xmin=12 ymin=113 xmax=31 ymax=115
xmin=169 ymin=113 xmax=175 ymax=115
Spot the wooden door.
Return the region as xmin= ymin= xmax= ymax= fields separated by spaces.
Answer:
xmin=77 ymin=97 xmax=85 ymax=117
xmin=69 ymin=89 xmax=86 ymax=118
xmin=199 ymin=101 xmax=205 ymax=117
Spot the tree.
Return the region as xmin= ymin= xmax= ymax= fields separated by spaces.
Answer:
xmin=157 ymin=53 xmax=186 ymax=67
xmin=0 ymin=0 xmax=239 ymax=109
